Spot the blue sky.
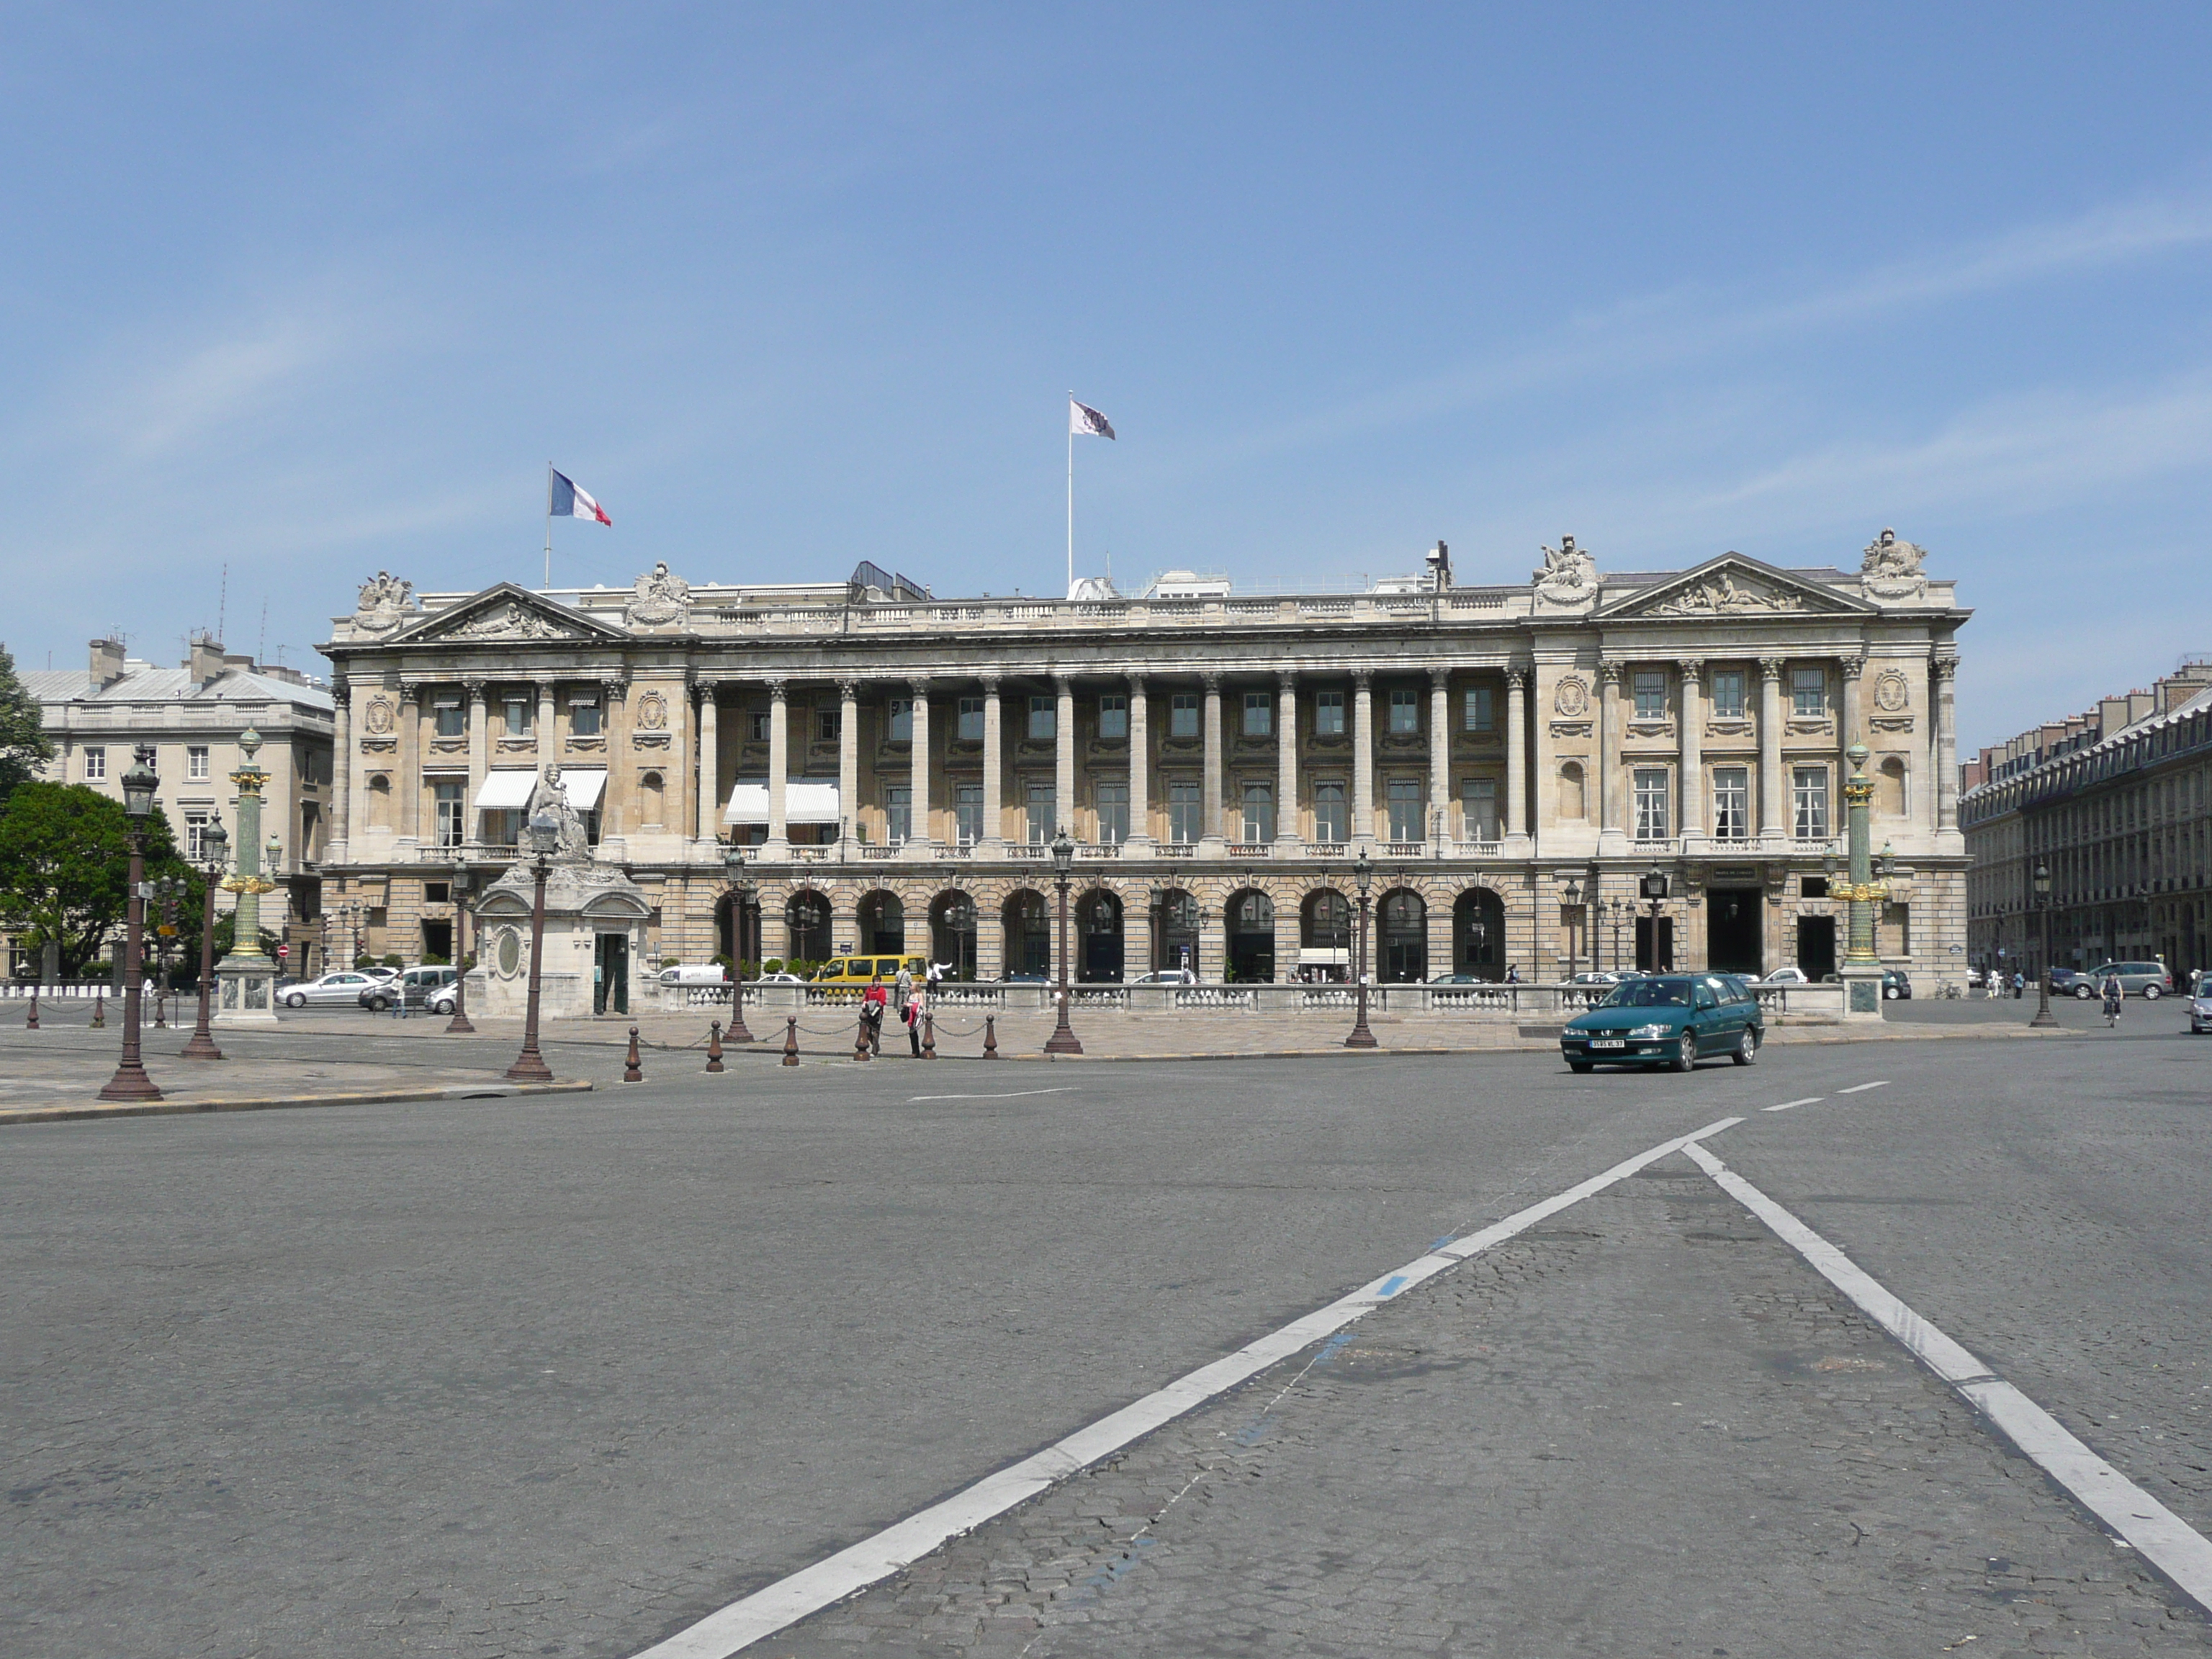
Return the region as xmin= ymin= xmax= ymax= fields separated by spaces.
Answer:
xmin=3 ymin=4 xmax=2210 ymax=754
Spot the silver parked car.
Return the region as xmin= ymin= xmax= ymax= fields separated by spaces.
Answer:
xmin=2087 ymin=961 xmax=2174 ymax=999
xmin=282 ymin=971 xmax=383 ymax=1009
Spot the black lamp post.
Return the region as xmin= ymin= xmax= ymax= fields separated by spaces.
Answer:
xmin=99 ymin=748 xmax=163 ymax=1102
xmin=1641 ymin=862 xmax=1670 ymax=972
xmin=1609 ymin=897 xmax=1627 ymax=975
xmin=445 ymin=852 xmax=477 ymax=1033
xmin=1345 ymin=847 xmax=1377 ymax=1048
xmin=1046 ymin=828 xmax=1082 ymax=1053
xmin=505 ymin=812 xmax=559 ymax=1083
xmin=1148 ymin=880 xmax=1166 ymax=976
xmin=149 ymin=876 xmax=184 ymax=1025
xmin=722 ymin=839 xmax=755 ymax=1043
xmin=2031 ymin=861 xmax=2058 ymax=1028
xmin=1563 ymin=876 xmax=1583 ymax=985
xmin=181 ymin=822 xmax=228 ymax=1059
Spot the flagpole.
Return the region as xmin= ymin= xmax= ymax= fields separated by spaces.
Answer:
xmin=544 ymin=463 xmax=554 ymax=589
xmin=1066 ymin=395 xmax=1074 ymax=599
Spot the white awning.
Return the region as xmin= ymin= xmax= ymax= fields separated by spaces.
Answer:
xmin=561 ymin=768 xmax=607 ymax=811
xmin=724 ymin=779 xmax=841 ymax=825
xmin=475 ymin=770 xmax=539 ymax=810
xmin=1299 ymin=946 xmax=1349 ymax=966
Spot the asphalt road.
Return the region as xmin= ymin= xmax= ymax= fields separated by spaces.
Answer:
xmin=6 ymin=1022 xmax=2212 ymax=1656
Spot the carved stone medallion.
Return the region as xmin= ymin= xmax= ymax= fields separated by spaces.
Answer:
xmin=625 ymin=562 xmax=693 ymax=627
xmin=363 ymin=697 xmax=395 ymax=736
xmin=1553 ymin=675 xmax=1590 ymax=719
xmin=1874 ymin=668 xmax=1910 ymax=713
xmin=634 ymin=691 xmax=669 ymax=731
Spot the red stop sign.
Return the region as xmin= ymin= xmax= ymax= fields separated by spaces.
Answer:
xmin=276 ymin=945 xmax=290 ymax=959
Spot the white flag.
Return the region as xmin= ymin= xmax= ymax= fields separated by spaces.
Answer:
xmin=1069 ymin=397 xmax=1115 ymax=439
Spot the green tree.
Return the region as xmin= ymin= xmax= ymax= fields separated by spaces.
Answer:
xmin=0 ymin=782 xmax=194 ymax=978
xmin=0 ymin=646 xmax=54 ymax=808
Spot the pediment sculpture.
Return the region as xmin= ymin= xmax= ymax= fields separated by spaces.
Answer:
xmin=1532 ymin=535 xmax=1597 ymax=605
xmin=626 ymin=562 xmax=693 ymax=627
xmin=1647 ymin=570 xmax=1808 ymax=618
xmin=1860 ymin=528 xmax=1929 ymax=600
xmin=449 ymin=600 xmax=574 ymax=641
xmin=353 ymin=571 xmax=415 ymax=634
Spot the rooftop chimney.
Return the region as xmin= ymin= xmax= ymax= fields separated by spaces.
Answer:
xmin=188 ymin=634 xmax=226 ymax=685
xmin=1424 ymin=540 xmax=1452 ymax=592
xmin=89 ymin=638 xmax=125 ymax=688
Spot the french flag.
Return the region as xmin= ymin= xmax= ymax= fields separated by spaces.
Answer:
xmin=550 ymin=468 xmax=611 ymax=525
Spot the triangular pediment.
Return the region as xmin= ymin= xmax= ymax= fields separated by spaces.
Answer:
xmin=1596 ymin=553 xmax=1870 ymax=621
xmin=391 ymin=583 xmax=631 ymax=646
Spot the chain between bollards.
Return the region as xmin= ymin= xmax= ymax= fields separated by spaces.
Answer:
xmin=782 ymin=1016 xmax=799 ymax=1066
xmin=623 ymin=1025 xmax=643 ymax=1083
xmin=983 ymin=1014 xmax=999 ymax=1058
xmin=706 ymin=1020 xmax=724 ymax=1073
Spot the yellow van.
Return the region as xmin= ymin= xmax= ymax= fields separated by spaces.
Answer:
xmin=811 ymin=954 xmax=928 ymax=990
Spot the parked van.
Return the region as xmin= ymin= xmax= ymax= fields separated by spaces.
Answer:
xmin=659 ymin=964 xmax=733 ymax=987
xmin=811 ymin=955 xmax=927 ymax=990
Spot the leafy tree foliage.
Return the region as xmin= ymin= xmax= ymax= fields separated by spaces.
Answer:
xmin=0 ymin=647 xmax=54 ymax=807
xmin=0 ymin=782 xmax=195 ymax=978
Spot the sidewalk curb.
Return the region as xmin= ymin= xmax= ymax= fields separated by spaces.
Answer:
xmin=0 ymin=1079 xmax=596 ymax=1127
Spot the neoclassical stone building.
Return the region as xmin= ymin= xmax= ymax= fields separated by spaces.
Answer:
xmin=318 ymin=536 xmax=1969 ymax=996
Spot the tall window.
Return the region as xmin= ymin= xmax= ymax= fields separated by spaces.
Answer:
xmin=887 ymin=698 xmax=912 ymax=742
xmin=1792 ymin=765 xmax=1830 ymax=839
xmin=434 ymin=699 xmax=465 ymax=738
xmin=886 ymin=785 xmax=912 ymax=845
xmin=1097 ymin=694 xmax=1128 ymax=739
xmin=1791 ymin=666 xmax=1827 ymax=717
xmin=815 ymin=707 xmax=840 ymax=742
xmin=1710 ymin=670 xmax=1746 ymax=719
xmin=1314 ymin=690 xmax=1346 ymax=736
xmin=955 ymin=783 xmax=983 ymax=846
xmin=186 ymin=745 xmax=211 ymax=781
xmin=1633 ymin=768 xmax=1671 ymax=840
xmin=434 ymin=781 xmax=465 ymax=848
xmin=1028 ymin=695 xmax=1056 ymax=740
xmin=1712 ymin=767 xmax=1750 ymax=840
xmin=1242 ymin=691 xmax=1272 ymax=738
xmin=1168 ymin=780 xmax=1202 ymax=843
xmin=184 ymin=812 xmax=212 ymax=860
xmin=1388 ymin=688 xmax=1419 ymax=734
xmin=1026 ymin=783 xmax=1056 ymax=842
xmin=1462 ymin=777 xmax=1499 ymax=841
xmin=1169 ymin=693 xmax=1200 ymax=738
xmin=570 ymin=696 xmax=602 ymax=737
xmin=751 ymin=707 xmax=772 ymax=742
xmin=1095 ymin=781 xmax=1129 ymax=845
xmin=1387 ymin=778 xmax=1424 ymax=841
xmin=1313 ymin=781 xmax=1347 ymax=842
xmin=83 ymin=747 xmax=105 ymax=781
xmin=957 ymin=697 xmax=984 ymax=741
xmin=503 ymin=694 xmax=533 ymax=737
xmin=1463 ymin=685 xmax=1494 ymax=733
xmin=1241 ymin=782 xmax=1274 ymax=842
xmin=1632 ymin=670 xmax=1667 ymax=721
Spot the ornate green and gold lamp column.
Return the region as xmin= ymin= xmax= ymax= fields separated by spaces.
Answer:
xmin=1836 ymin=740 xmax=1889 ymax=1017
xmin=215 ymin=728 xmax=282 ymax=1026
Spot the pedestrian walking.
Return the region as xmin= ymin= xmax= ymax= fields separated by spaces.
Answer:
xmin=1505 ymin=963 xmax=1521 ymax=984
xmin=894 ymin=962 xmax=914 ymax=1007
xmin=927 ymin=960 xmax=944 ymax=992
xmin=861 ymin=974 xmax=887 ymax=1056
xmin=2013 ymin=970 xmax=2026 ymax=999
xmin=904 ymin=986 xmax=924 ymax=1056
xmin=2103 ymin=973 xmax=2123 ymax=1028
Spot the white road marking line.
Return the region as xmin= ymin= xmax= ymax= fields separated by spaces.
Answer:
xmin=1762 ymin=1097 xmax=1824 ymax=1112
xmin=1683 ymin=1141 xmax=2212 ymax=1614
xmin=907 ymin=1087 xmax=1079 ymax=1102
xmin=627 ymin=1113 xmax=1747 ymax=1659
xmin=1837 ymin=1080 xmax=1890 ymax=1094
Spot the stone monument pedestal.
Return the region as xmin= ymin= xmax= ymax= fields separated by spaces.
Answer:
xmin=1840 ymin=964 xmax=1885 ymax=1020
xmin=215 ymin=956 xmax=282 ymax=1026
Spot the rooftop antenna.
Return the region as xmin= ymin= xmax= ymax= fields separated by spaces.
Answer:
xmin=257 ymin=598 xmax=268 ymax=664
xmin=217 ymin=564 xmax=228 ymax=645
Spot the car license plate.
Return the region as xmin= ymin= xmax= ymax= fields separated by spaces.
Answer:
xmin=1590 ymin=1038 xmax=1625 ymax=1050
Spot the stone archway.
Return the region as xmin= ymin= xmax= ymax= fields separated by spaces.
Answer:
xmin=930 ymin=890 xmax=977 ymax=981
xmin=1002 ymin=889 xmax=1051 ymax=979
xmin=784 ymin=891 xmax=832 ymax=965
xmin=1454 ymin=888 xmax=1506 ymax=980
xmin=1300 ymin=888 xmax=1352 ymax=982
xmin=1379 ymin=889 xmax=1427 ymax=982
xmin=858 ymin=889 xmax=905 ymax=955
xmin=1076 ymin=887 xmax=1124 ymax=981
xmin=1226 ymin=887 xmax=1276 ymax=982
xmin=1155 ymin=889 xmax=1200 ymax=976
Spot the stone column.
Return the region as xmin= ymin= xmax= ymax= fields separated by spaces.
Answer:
xmin=1840 ymin=654 xmax=1865 ymax=751
xmin=1676 ymin=661 xmax=1704 ymax=841
xmin=908 ymin=678 xmax=932 ymax=848
xmin=1598 ymin=663 xmax=1624 ymax=846
xmin=1201 ymin=673 xmax=1226 ymax=850
xmin=397 ymin=681 xmax=421 ymax=845
xmin=536 ymin=679 xmax=557 ymax=770
xmin=1935 ymin=655 xmax=1961 ymax=835
xmin=838 ymin=679 xmax=859 ymax=854
xmin=981 ymin=675 xmax=1004 ymax=850
xmin=1055 ymin=675 xmax=1076 ymax=838
xmin=1276 ymin=671 xmax=1299 ymax=848
xmin=1758 ymin=657 xmax=1786 ymax=839
xmin=1505 ymin=665 xmax=1530 ymax=848
xmin=767 ymin=680 xmax=789 ymax=850
xmin=329 ymin=676 xmax=351 ymax=860
xmin=601 ymin=678 xmax=628 ymax=837
xmin=1125 ymin=673 xmax=1151 ymax=850
xmin=1429 ymin=667 xmax=1451 ymax=848
xmin=696 ymin=684 xmax=720 ymax=842
xmin=1128 ymin=892 xmax=1154 ymax=976
xmin=464 ymin=680 xmax=487 ymax=844
xmin=1352 ymin=670 xmax=1376 ymax=845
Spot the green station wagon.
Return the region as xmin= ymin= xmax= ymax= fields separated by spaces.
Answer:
xmin=1560 ymin=974 xmax=1764 ymax=1073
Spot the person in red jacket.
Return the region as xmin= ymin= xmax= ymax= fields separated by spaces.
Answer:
xmin=860 ymin=974 xmax=888 ymax=1055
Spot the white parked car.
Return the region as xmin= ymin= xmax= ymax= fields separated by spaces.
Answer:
xmin=1763 ymin=966 xmax=1810 ymax=984
xmin=282 ymin=971 xmax=382 ymax=1009
xmin=1129 ymin=969 xmax=1197 ymax=986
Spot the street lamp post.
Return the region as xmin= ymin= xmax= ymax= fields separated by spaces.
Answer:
xmin=505 ymin=814 xmax=559 ymax=1083
xmin=1563 ymin=876 xmax=1583 ymax=985
xmin=445 ymin=852 xmax=477 ymax=1033
xmin=181 ymin=822 xmax=228 ymax=1059
xmin=1046 ymin=829 xmax=1083 ymax=1054
xmin=2031 ymin=861 xmax=2058 ymax=1028
xmin=1641 ymin=863 xmax=1670 ymax=972
xmin=1148 ymin=881 xmax=1166 ymax=977
xmin=1345 ymin=848 xmax=1377 ymax=1048
xmin=721 ymin=839 xmax=755 ymax=1043
xmin=149 ymin=876 xmax=182 ymax=1025
xmin=98 ymin=747 xmax=163 ymax=1102
xmin=1609 ymin=898 xmax=1627 ymax=975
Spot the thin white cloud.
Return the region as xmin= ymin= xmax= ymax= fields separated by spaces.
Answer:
xmin=101 ymin=312 xmax=349 ymax=458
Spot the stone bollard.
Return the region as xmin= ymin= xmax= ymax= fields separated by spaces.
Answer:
xmin=854 ymin=1012 xmax=872 ymax=1062
xmin=983 ymin=1014 xmax=999 ymax=1058
xmin=922 ymin=1010 xmax=936 ymax=1058
xmin=91 ymin=991 xmax=105 ymax=1029
xmin=26 ymin=989 xmax=38 ymax=1030
xmin=706 ymin=1020 xmax=725 ymax=1073
xmin=783 ymin=1016 xmax=799 ymax=1066
xmin=623 ymin=1025 xmax=643 ymax=1084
